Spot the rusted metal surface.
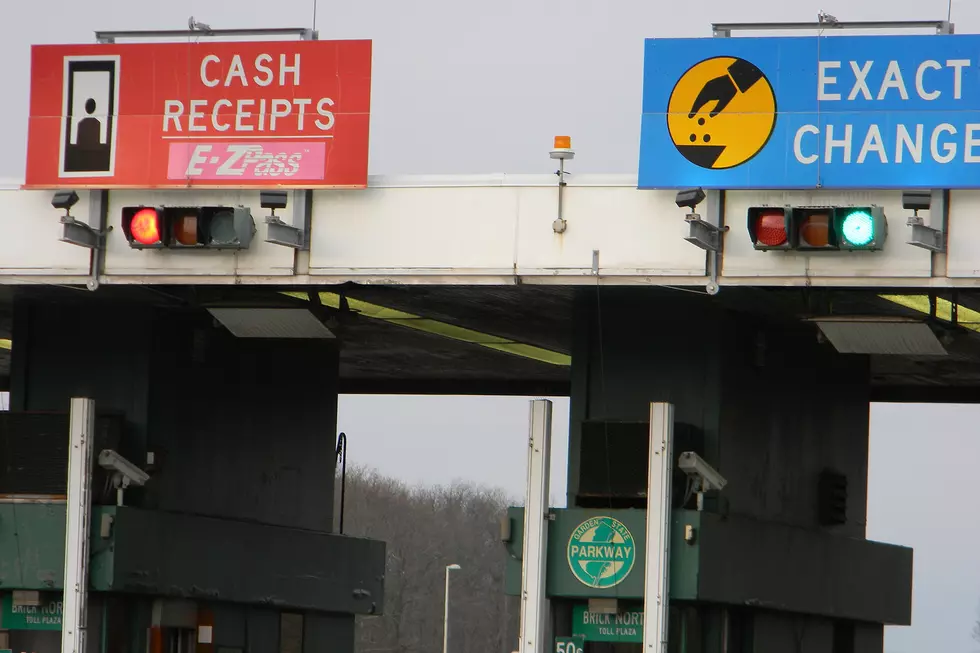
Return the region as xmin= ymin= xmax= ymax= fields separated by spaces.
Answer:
xmin=0 ymin=494 xmax=66 ymax=504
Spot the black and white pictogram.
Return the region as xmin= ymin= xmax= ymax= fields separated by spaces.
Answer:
xmin=59 ymin=55 xmax=120 ymax=177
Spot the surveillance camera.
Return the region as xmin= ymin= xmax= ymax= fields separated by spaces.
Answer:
xmin=98 ymin=449 xmax=149 ymax=487
xmin=677 ymin=451 xmax=727 ymax=492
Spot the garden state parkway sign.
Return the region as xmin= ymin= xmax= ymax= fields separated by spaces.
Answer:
xmin=566 ymin=515 xmax=637 ymax=589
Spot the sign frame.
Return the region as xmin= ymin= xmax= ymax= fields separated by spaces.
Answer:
xmin=638 ymin=32 xmax=980 ymax=191
xmin=24 ymin=38 xmax=372 ymax=190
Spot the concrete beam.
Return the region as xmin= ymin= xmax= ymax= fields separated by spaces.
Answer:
xmin=338 ymin=378 xmax=570 ymax=397
xmin=871 ymin=385 xmax=980 ymax=403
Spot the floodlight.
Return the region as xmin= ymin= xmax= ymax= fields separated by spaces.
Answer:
xmin=902 ymin=191 xmax=931 ymax=212
xmin=675 ymin=188 xmax=706 ymax=210
xmin=51 ymin=190 xmax=79 ymax=212
xmin=260 ymin=191 xmax=288 ymax=211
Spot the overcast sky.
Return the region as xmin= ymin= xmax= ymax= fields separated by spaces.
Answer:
xmin=340 ymin=397 xmax=980 ymax=653
xmin=4 ymin=0 xmax=980 ymax=651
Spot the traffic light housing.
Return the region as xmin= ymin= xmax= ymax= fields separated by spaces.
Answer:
xmin=121 ymin=206 xmax=256 ymax=250
xmin=747 ymin=207 xmax=792 ymax=251
xmin=835 ymin=206 xmax=887 ymax=251
xmin=747 ymin=205 xmax=887 ymax=252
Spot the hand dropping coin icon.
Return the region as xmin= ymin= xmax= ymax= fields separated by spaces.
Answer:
xmin=667 ymin=56 xmax=777 ymax=170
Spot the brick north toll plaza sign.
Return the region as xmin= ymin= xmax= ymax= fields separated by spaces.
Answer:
xmin=23 ymin=39 xmax=372 ymax=189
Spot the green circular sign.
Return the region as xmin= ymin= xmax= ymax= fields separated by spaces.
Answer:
xmin=566 ymin=515 xmax=636 ymax=589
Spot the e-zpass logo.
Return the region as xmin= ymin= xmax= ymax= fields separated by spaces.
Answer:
xmin=184 ymin=143 xmax=303 ymax=177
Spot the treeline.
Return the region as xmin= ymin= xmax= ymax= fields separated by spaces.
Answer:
xmin=337 ymin=465 xmax=522 ymax=653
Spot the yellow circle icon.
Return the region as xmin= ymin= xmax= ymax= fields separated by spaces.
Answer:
xmin=667 ymin=56 xmax=777 ymax=170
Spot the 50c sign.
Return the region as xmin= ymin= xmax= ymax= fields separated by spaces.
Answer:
xmin=555 ymin=636 xmax=585 ymax=653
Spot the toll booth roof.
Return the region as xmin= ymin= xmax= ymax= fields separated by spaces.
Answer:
xmin=2 ymin=283 xmax=980 ymax=402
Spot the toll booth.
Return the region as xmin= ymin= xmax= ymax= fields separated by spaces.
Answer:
xmin=0 ymin=395 xmax=386 ymax=653
xmin=504 ymin=399 xmax=914 ymax=653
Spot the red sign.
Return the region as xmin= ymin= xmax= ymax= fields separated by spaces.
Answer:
xmin=24 ymin=40 xmax=372 ymax=189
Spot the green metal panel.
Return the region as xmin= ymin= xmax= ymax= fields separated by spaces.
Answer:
xmin=503 ymin=507 xmax=524 ymax=595
xmin=504 ymin=506 xmax=913 ymax=627
xmin=107 ymin=507 xmax=385 ymax=614
xmin=89 ymin=506 xmax=116 ymax=591
xmin=0 ymin=503 xmax=66 ymax=590
xmin=0 ymin=503 xmax=115 ymax=591
xmin=669 ymin=510 xmax=700 ymax=600
xmin=551 ymin=509 xmax=647 ymax=598
xmin=503 ymin=507 xmax=702 ymax=600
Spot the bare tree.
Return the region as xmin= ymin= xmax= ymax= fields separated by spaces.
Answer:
xmin=973 ymin=603 xmax=980 ymax=644
xmin=341 ymin=464 xmax=521 ymax=653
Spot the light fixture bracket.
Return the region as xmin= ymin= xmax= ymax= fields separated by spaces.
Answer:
xmin=684 ymin=213 xmax=727 ymax=253
xmin=59 ymin=215 xmax=110 ymax=250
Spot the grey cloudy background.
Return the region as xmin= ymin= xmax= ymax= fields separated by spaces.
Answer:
xmin=340 ymin=398 xmax=980 ymax=653
xmin=3 ymin=0 xmax=980 ymax=650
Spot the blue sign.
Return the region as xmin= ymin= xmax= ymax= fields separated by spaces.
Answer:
xmin=638 ymin=34 xmax=980 ymax=189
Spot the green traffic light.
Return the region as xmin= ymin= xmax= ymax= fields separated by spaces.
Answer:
xmin=840 ymin=210 xmax=876 ymax=247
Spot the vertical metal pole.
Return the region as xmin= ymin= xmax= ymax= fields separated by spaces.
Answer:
xmin=62 ymin=397 xmax=95 ymax=653
xmin=518 ymin=399 xmax=553 ymax=653
xmin=643 ymin=402 xmax=674 ymax=653
xmin=444 ymin=569 xmax=451 ymax=653
xmin=443 ymin=564 xmax=460 ymax=653
xmin=335 ymin=432 xmax=347 ymax=534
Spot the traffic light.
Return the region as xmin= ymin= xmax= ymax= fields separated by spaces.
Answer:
xmin=747 ymin=205 xmax=887 ymax=252
xmin=746 ymin=207 xmax=792 ymax=251
xmin=121 ymin=206 xmax=256 ymax=250
xmin=795 ymin=208 xmax=839 ymax=251
xmin=836 ymin=206 xmax=886 ymax=251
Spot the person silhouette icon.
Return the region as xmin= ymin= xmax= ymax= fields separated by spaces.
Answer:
xmin=64 ymin=88 xmax=113 ymax=173
xmin=75 ymin=98 xmax=104 ymax=149
xmin=65 ymin=95 xmax=111 ymax=172
xmin=60 ymin=57 xmax=120 ymax=176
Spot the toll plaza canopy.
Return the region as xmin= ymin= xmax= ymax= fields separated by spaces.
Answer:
xmin=7 ymin=28 xmax=980 ymax=400
xmin=5 ymin=172 xmax=980 ymax=401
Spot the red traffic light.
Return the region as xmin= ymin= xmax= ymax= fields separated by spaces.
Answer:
xmin=131 ymin=209 xmax=161 ymax=245
xmin=120 ymin=206 xmax=256 ymax=250
xmin=121 ymin=207 xmax=164 ymax=248
xmin=747 ymin=207 xmax=791 ymax=250
xmin=755 ymin=211 xmax=788 ymax=247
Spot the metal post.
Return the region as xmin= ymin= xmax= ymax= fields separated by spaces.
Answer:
xmin=62 ymin=398 xmax=96 ymax=653
xmin=518 ymin=399 xmax=552 ymax=653
xmin=94 ymin=27 xmax=317 ymax=43
xmin=710 ymin=19 xmax=953 ymax=36
xmin=643 ymin=402 xmax=675 ymax=653
xmin=335 ymin=432 xmax=347 ymax=534
xmin=443 ymin=563 xmax=461 ymax=653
